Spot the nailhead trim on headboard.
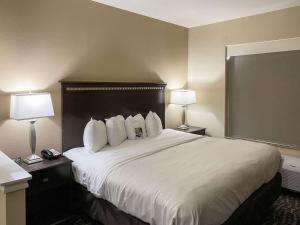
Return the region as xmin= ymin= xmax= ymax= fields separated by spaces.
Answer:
xmin=66 ymin=87 xmax=164 ymax=91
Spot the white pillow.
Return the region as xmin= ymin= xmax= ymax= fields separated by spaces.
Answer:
xmin=83 ymin=118 xmax=107 ymax=153
xmin=105 ymin=115 xmax=127 ymax=146
xmin=125 ymin=114 xmax=147 ymax=140
xmin=145 ymin=111 xmax=163 ymax=137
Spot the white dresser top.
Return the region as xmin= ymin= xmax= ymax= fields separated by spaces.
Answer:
xmin=0 ymin=151 xmax=31 ymax=188
xmin=282 ymin=155 xmax=300 ymax=173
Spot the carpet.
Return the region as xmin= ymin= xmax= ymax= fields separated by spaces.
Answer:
xmin=262 ymin=190 xmax=300 ymax=225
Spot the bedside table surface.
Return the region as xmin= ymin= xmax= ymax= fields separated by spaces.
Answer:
xmin=174 ymin=126 xmax=206 ymax=133
xmin=20 ymin=156 xmax=72 ymax=173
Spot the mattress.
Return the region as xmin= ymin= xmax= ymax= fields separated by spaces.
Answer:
xmin=64 ymin=129 xmax=281 ymax=225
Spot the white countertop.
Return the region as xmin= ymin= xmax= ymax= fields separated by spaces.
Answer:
xmin=282 ymin=154 xmax=300 ymax=173
xmin=0 ymin=151 xmax=31 ymax=188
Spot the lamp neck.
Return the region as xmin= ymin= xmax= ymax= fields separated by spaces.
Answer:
xmin=182 ymin=104 xmax=187 ymax=125
xmin=29 ymin=120 xmax=37 ymax=155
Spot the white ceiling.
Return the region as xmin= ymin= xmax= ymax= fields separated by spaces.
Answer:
xmin=92 ymin=0 xmax=300 ymax=28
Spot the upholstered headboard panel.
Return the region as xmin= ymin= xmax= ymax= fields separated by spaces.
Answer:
xmin=61 ymin=81 xmax=167 ymax=152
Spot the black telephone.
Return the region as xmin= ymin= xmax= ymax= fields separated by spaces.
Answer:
xmin=41 ymin=149 xmax=61 ymax=160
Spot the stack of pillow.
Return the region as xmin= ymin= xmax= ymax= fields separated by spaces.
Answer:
xmin=83 ymin=111 xmax=163 ymax=153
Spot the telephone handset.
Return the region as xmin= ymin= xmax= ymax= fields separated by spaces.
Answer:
xmin=41 ymin=149 xmax=61 ymax=160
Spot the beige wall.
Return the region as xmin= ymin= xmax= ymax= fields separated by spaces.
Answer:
xmin=188 ymin=6 xmax=300 ymax=138
xmin=0 ymin=0 xmax=188 ymax=158
xmin=2 ymin=1 xmax=300 ymax=158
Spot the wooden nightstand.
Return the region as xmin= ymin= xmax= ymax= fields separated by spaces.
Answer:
xmin=20 ymin=156 xmax=73 ymax=225
xmin=174 ymin=126 xmax=206 ymax=135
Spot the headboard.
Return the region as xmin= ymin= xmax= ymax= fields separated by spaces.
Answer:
xmin=61 ymin=81 xmax=167 ymax=152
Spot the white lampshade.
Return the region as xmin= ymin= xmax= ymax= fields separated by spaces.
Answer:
xmin=170 ymin=89 xmax=196 ymax=105
xmin=10 ymin=93 xmax=54 ymax=120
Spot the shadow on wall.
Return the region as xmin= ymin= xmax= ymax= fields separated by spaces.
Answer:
xmin=0 ymin=0 xmax=187 ymax=158
xmin=0 ymin=93 xmax=9 ymax=126
xmin=0 ymin=43 xmax=185 ymax=156
xmin=187 ymin=70 xmax=225 ymax=137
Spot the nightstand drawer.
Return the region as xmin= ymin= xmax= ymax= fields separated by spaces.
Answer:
xmin=27 ymin=163 xmax=71 ymax=195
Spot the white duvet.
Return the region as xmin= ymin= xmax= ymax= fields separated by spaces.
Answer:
xmin=64 ymin=129 xmax=281 ymax=225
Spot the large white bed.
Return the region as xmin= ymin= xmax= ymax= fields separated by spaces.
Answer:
xmin=64 ymin=129 xmax=281 ymax=225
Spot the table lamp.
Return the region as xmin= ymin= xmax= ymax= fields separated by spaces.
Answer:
xmin=10 ymin=93 xmax=54 ymax=164
xmin=171 ymin=89 xmax=196 ymax=130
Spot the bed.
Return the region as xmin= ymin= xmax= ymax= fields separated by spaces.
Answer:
xmin=61 ymin=81 xmax=282 ymax=225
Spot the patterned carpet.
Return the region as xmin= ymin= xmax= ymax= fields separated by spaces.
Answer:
xmin=262 ymin=190 xmax=300 ymax=225
xmin=62 ymin=190 xmax=300 ymax=225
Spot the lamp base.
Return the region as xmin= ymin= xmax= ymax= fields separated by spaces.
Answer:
xmin=177 ymin=124 xmax=190 ymax=130
xmin=23 ymin=154 xmax=43 ymax=164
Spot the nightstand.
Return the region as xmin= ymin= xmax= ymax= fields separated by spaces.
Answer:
xmin=174 ymin=126 xmax=206 ymax=135
xmin=20 ymin=156 xmax=73 ymax=225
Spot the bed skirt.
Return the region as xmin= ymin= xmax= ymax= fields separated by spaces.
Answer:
xmin=73 ymin=172 xmax=281 ymax=225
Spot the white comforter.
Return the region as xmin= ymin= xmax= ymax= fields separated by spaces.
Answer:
xmin=64 ymin=129 xmax=281 ymax=225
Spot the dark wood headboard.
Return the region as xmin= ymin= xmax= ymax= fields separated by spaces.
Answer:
xmin=61 ymin=81 xmax=167 ymax=152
